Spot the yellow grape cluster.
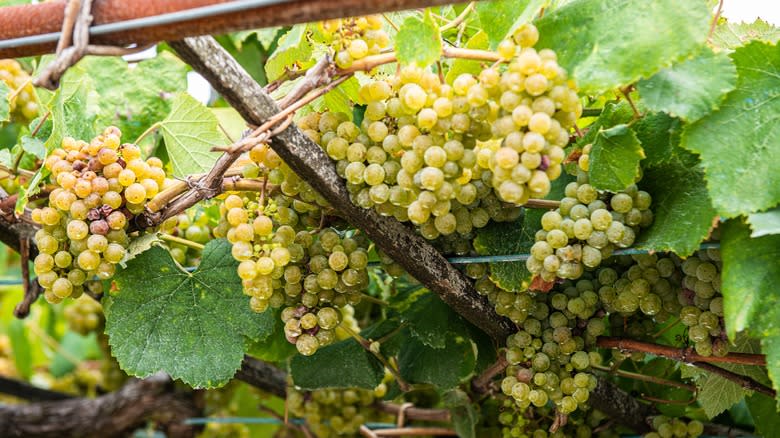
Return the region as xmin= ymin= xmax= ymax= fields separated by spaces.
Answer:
xmin=32 ymin=127 xmax=167 ymax=302
xmin=319 ymin=15 xmax=390 ymax=69
xmin=0 ymin=59 xmax=38 ymax=121
xmin=287 ymin=383 xmax=389 ymax=437
xmin=302 ymin=24 xmax=580 ymax=240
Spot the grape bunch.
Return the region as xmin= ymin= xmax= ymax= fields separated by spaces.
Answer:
xmin=159 ymin=208 xmax=214 ymax=265
xmin=303 ymin=23 xmax=579 ymax=240
xmin=527 ymin=172 xmax=654 ymax=282
xmin=677 ymin=248 xmax=726 ymax=357
xmin=31 ymin=127 xmax=167 ymax=302
xmin=501 ymin=276 xmax=604 ymax=416
xmin=319 ymin=15 xmax=390 ymax=69
xmin=64 ymin=294 xmax=104 ymax=335
xmin=0 ymin=59 xmax=38 ymax=121
xmin=595 ymin=254 xmax=682 ymax=322
xmin=287 ymin=383 xmax=389 ymax=436
xmin=497 ymin=395 xmax=616 ymax=438
xmin=221 ymin=191 xmax=370 ymax=355
xmin=644 ymin=416 xmax=704 ymax=438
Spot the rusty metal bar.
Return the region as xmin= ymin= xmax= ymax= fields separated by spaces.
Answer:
xmin=0 ymin=0 xmax=452 ymax=59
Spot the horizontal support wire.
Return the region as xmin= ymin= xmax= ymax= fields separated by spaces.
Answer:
xmin=0 ymin=243 xmax=720 ymax=287
xmin=0 ymin=0 xmax=296 ymax=50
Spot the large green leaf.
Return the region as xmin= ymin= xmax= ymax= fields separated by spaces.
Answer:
xmin=633 ymin=112 xmax=682 ymax=168
xmin=638 ymin=48 xmax=737 ymax=123
xmin=77 ymin=53 xmax=188 ymax=144
xmin=444 ymin=389 xmax=479 ymax=438
xmin=473 ymin=218 xmax=531 ymax=292
xmin=712 ymin=18 xmax=780 ymax=50
xmin=159 ymin=93 xmax=226 ymax=177
xmin=475 ymin=0 xmax=547 ymax=49
xmin=265 ymin=25 xmax=313 ymax=82
xmin=721 ymin=220 xmax=780 ymax=400
xmin=748 ymin=207 xmax=780 ymax=237
xmin=588 ymin=124 xmax=644 ymax=192
xmin=681 ymin=41 xmax=780 ymax=218
xmin=290 ymin=338 xmax=384 ymax=390
xmin=396 ymin=11 xmax=441 ymax=68
xmin=747 ymin=393 xmax=780 ymax=436
xmin=44 ymin=67 xmax=98 ymax=151
xmin=400 ymin=290 xmax=470 ymax=349
xmin=634 ymin=160 xmax=716 ymax=257
xmin=398 ymin=336 xmax=476 ymax=389
xmin=105 ymin=240 xmax=273 ymax=388
xmin=536 ymin=0 xmax=710 ymax=94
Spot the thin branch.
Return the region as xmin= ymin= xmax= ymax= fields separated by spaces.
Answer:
xmin=376 ymin=404 xmax=450 ymax=423
xmin=370 ymin=427 xmax=457 ymax=436
xmin=708 ymin=0 xmax=725 ymax=42
xmin=0 ymin=375 xmax=74 ymax=402
xmin=439 ymin=3 xmax=475 ymax=32
xmin=159 ymin=233 xmax=204 ymax=251
xmin=596 ymin=337 xmax=767 ymax=366
xmin=471 ymin=355 xmax=508 ymax=394
xmin=591 ymin=364 xmax=696 ymax=393
xmin=336 ymin=46 xmax=501 ymax=74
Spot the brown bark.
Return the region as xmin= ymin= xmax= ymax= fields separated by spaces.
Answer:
xmin=0 ymin=374 xmax=201 ymax=438
xmin=589 ymin=378 xmax=656 ymax=434
xmin=168 ymin=36 xmax=515 ymax=341
xmin=0 ymin=0 xmax=455 ymax=58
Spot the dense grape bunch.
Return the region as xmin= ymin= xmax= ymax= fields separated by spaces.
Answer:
xmin=644 ymin=416 xmax=704 ymax=438
xmin=527 ymin=172 xmax=654 ymax=283
xmin=31 ymin=127 xmax=167 ymax=302
xmin=319 ymin=15 xmax=390 ymax=69
xmin=64 ymin=294 xmax=104 ymax=335
xmin=676 ymin=248 xmax=726 ymax=357
xmin=286 ymin=383 xmax=389 ymax=436
xmin=0 ymin=59 xmax=38 ymax=121
xmin=302 ymin=23 xmax=579 ymax=240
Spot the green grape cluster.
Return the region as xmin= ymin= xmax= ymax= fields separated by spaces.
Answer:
xmin=63 ymin=294 xmax=104 ymax=335
xmin=501 ymin=276 xmax=603 ymax=416
xmin=677 ymin=248 xmax=726 ymax=357
xmin=287 ymin=384 xmax=388 ymax=436
xmin=595 ymin=254 xmax=682 ymax=322
xmin=31 ymin=127 xmax=167 ymax=303
xmin=159 ymin=208 xmax=214 ymax=265
xmin=497 ymin=397 xmax=615 ymax=438
xmin=302 ymin=23 xmax=579 ymax=240
xmin=527 ymin=172 xmax=653 ymax=282
xmin=0 ymin=59 xmax=38 ymax=121
xmin=221 ymin=191 xmax=370 ymax=355
xmin=319 ymin=15 xmax=390 ymax=69
xmin=577 ymin=143 xmax=592 ymax=173
xmin=644 ymin=416 xmax=704 ymax=438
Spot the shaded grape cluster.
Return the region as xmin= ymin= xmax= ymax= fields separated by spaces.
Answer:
xmin=159 ymin=208 xmax=214 ymax=265
xmin=528 ymin=172 xmax=653 ymax=282
xmin=63 ymin=294 xmax=104 ymax=335
xmin=0 ymin=59 xmax=38 ymax=121
xmin=32 ymin=127 xmax=167 ymax=302
xmin=287 ymin=384 xmax=389 ymax=436
xmin=319 ymin=15 xmax=390 ymax=69
xmin=677 ymin=248 xmax=726 ymax=357
xmin=644 ymin=416 xmax=704 ymax=438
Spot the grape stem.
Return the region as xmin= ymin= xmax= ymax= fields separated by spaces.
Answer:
xmin=591 ymin=364 xmax=697 ymax=393
xmin=133 ymin=121 xmax=161 ymax=146
xmin=360 ymin=426 xmax=457 ymax=436
xmin=596 ymin=336 xmax=767 ymax=366
xmin=439 ymin=2 xmax=475 ymax=32
xmin=471 ymin=355 xmax=508 ymax=395
xmin=158 ymin=233 xmax=205 ymax=251
xmin=708 ymin=0 xmax=725 ymax=42
xmin=336 ymin=46 xmax=501 ymax=74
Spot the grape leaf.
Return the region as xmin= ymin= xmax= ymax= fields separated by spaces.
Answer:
xmin=44 ymin=67 xmax=98 ymax=152
xmin=290 ymin=338 xmax=384 ymax=390
xmin=400 ymin=290 xmax=470 ymax=349
xmin=681 ymin=41 xmax=780 ymax=218
xmin=638 ymin=48 xmax=737 ymax=123
xmin=748 ymin=207 xmax=780 ymax=237
xmin=78 ymin=53 xmax=188 ymax=143
xmin=445 ymin=31 xmax=489 ymax=84
xmin=633 ymin=112 xmax=682 ymax=168
xmin=536 ymin=0 xmax=710 ymax=94
xmin=475 ymin=0 xmax=547 ymax=49
xmin=712 ymin=18 xmax=780 ymax=50
xmin=398 ymin=337 xmax=476 ymax=389
xmin=0 ymin=81 xmax=9 ymax=123
xmin=634 ymin=160 xmax=716 ymax=257
xmin=159 ymin=93 xmax=226 ymax=177
xmin=473 ymin=218 xmax=532 ymax=292
xmin=105 ymin=240 xmax=274 ymax=388
xmin=20 ymin=135 xmax=45 ymax=160
xmin=721 ymin=220 xmax=780 ymax=400
xmin=575 ymin=101 xmax=635 ymax=150
xmin=588 ymin=124 xmax=644 ymax=192
xmin=396 ymin=11 xmax=441 ymax=68
xmin=246 ymin=312 xmax=298 ymax=363
xmin=265 ymin=24 xmax=313 ymax=82
xmin=7 ymin=319 xmax=31 ymax=379
xmin=443 ymin=389 xmax=479 ymax=438
xmin=747 ymin=393 xmax=780 ymax=437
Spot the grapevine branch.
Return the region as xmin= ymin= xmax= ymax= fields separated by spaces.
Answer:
xmin=0 ymin=373 xmax=200 ymax=438
xmin=167 ymin=35 xmax=515 ymax=341
xmin=0 ymin=376 xmax=73 ymax=402
xmin=693 ymin=362 xmax=776 ymax=397
xmin=596 ymin=337 xmax=767 ymax=366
